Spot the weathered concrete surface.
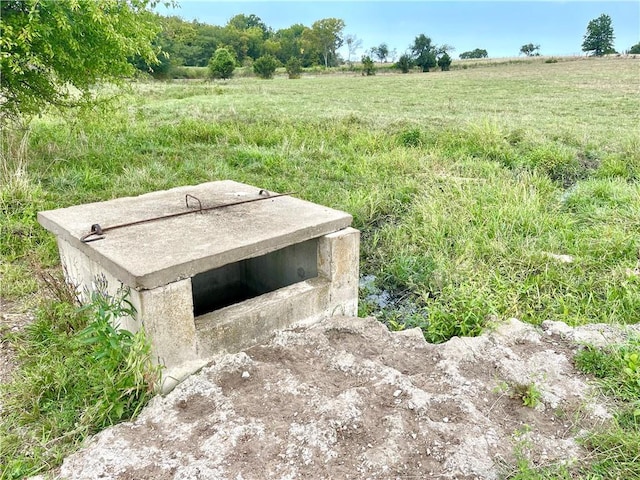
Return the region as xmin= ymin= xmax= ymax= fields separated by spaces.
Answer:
xmin=318 ymin=227 xmax=360 ymax=317
xmin=38 ymin=182 xmax=360 ymax=392
xmin=55 ymin=317 xmax=638 ymax=480
xmin=38 ymin=181 xmax=353 ymax=290
xmin=195 ymin=277 xmax=331 ymax=355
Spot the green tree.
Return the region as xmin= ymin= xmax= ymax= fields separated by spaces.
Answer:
xmin=222 ymin=14 xmax=272 ymax=62
xmin=263 ymin=38 xmax=281 ymax=56
xmin=208 ymin=47 xmax=236 ymax=79
xmin=222 ymin=25 xmax=265 ymax=63
xmin=459 ymin=48 xmax=488 ymax=59
xmin=273 ymin=24 xmax=308 ymax=65
xmin=361 ymin=55 xmax=375 ymax=76
xmin=582 ymin=14 xmax=616 ymax=56
xmin=227 ymin=13 xmax=270 ymax=39
xmin=371 ymin=43 xmax=389 ymax=63
xmin=0 ymin=0 xmax=163 ymax=118
xmin=304 ymin=18 xmax=345 ymax=67
xmin=395 ymin=54 xmax=413 ymax=73
xmin=630 ymin=43 xmax=640 ymax=54
xmin=411 ymin=34 xmax=438 ymax=72
xmin=520 ymin=43 xmax=540 ymax=56
xmin=285 ymin=57 xmax=302 ymax=79
xmin=134 ymin=15 xmax=198 ymax=78
xmin=253 ymin=54 xmax=278 ymax=79
xmin=437 ymin=52 xmax=452 ymax=71
xmin=183 ymin=21 xmax=226 ymax=67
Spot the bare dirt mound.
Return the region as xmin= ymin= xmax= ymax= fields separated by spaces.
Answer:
xmin=55 ymin=316 xmax=636 ymax=480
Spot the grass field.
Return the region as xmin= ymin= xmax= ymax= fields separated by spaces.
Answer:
xmin=1 ymin=55 xmax=640 ymax=477
xmin=4 ymin=56 xmax=639 ymax=334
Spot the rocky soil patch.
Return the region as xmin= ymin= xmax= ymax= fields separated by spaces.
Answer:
xmin=50 ymin=316 xmax=640 ymax=480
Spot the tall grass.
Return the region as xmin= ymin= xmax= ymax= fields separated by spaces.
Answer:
xmin=0 ymin=281 xmax=159 ymax=479
xmin=1 ymin=57 xmax=639 ymax=476
xmin=4 ymin=58 xmax=640 ymax=333
xmin=574 ymin=337 xmax=640 ymax=479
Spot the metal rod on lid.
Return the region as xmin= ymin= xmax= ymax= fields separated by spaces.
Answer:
xmin=79 ymin=190 xmax=294 ymax=243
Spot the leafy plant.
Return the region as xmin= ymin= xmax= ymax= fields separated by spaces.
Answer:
xmin=361 ymin=55 xmax=375 ymax=76
xmin=622 ymin=352 xmax=639 ymax=383
xmin=496 ymin=381 xmax=543 ymax=409
xmin=514 ymin=382 xmax=543 ymax=408
xmin=285 ymin=57 xmax=302 ymax=79
xmin=0 ymin=278 xmax=159 ymax=478
xmin=621 ymin=352 xmax=640 ymax=418
xmin=575 ymin=339 xmax=640 ymax=402
xmin=574 ymin=338 xmax=640 ymax=476
xmin=253 ymin=54 xmax=279 ymax=79
xmin=77 ymin=277 xmax=137 ymax=369
xmin=208 ymin=47 xmax=236 ymax=79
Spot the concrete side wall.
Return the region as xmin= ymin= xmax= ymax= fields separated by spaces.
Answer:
xmin=317 ymin=227 xmax=360 ymax=319
xmin=137 ymin=279 xmax=199 ymax=368
xmin=195 ymin=277 xmax=330 ymax=355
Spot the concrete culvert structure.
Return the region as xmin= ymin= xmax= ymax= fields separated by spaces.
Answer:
xmin=38 ymin=180 xmax=360 ymax=392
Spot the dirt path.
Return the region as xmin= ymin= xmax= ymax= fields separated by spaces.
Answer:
xmin=52 ymin=316 xmax=639 ymax=480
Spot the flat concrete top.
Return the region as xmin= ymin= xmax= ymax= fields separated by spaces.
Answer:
xmin=38 ymin=181 xmax=352 ymax=290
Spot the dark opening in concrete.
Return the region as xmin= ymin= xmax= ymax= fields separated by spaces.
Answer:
xmin=192 ymin=239 xmax=319 ymax=316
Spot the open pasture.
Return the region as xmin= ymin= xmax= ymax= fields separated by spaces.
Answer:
xmin=4 ymin=56 xmax=639 ymax=337
xmin=1 ymin=55 xmax=640 ymax=479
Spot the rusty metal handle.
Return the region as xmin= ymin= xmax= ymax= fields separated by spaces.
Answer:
xmin=80 ymin=224 xmax=105 ymax=243
xmin=79 ymin=190 xmax=295 ymax=243
xmin=185 ymin=194 xmax=203 ymax=212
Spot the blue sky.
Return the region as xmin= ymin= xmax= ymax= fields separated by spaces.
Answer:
xmin=156 ymin=1 xmax=640 ymax=58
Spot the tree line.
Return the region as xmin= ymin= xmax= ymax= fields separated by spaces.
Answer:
xmin=139 ymin=11 xmax=634 ymax=78
xmin=137 ymin=14 xmax=347 ymax=76
xmin=2 ymin=1 xmax=638 ymax=119
xmin=142 ymin=13 xmax=472 ymax=77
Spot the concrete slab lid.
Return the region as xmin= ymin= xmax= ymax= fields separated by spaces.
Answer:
xmin=38 ymin=180 xmax=353 ymax=290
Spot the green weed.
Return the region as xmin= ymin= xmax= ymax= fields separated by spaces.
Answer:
xmin=493 ymin=381 xmax=543 ymax=409
xmin=504 ymin=423 xmax=573 ymax=479
xmin=514 ymin=383 xmax=543 ymax=409
xmin=575 ymin=338 xmax=640 ymax=405
xmin=397 ymin=128 xmax=423 ymax=148
xmin=573 ymin=337 xmax=640 ymax=478
xmin=0 ymin=280 xmax=159 ymax=479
